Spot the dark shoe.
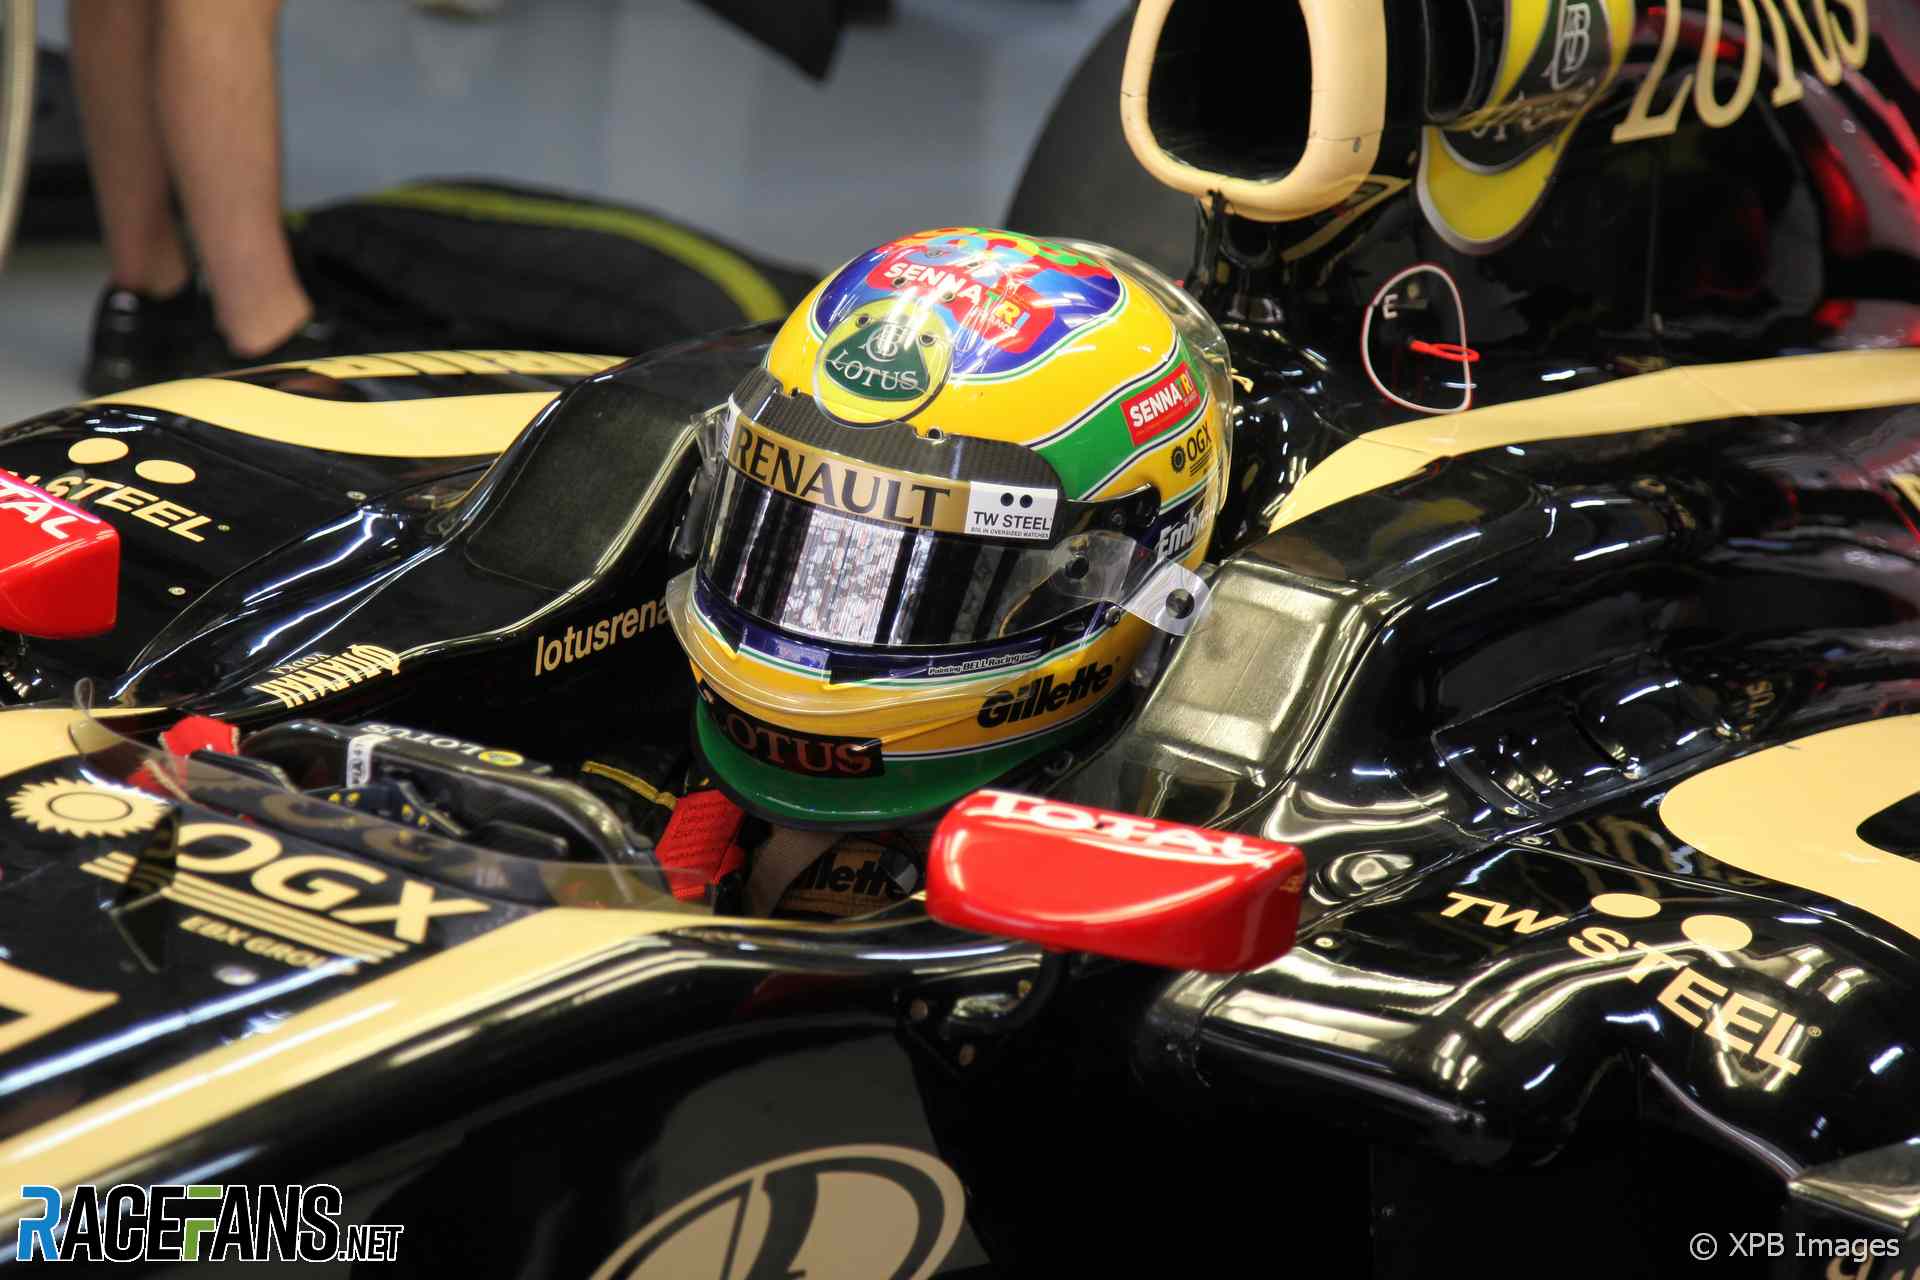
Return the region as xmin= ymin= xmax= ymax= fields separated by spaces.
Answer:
xmin=82 ymin=284 xmax=217 ymax=396
xmin=220 ymin=310 xmax=372 ymax=371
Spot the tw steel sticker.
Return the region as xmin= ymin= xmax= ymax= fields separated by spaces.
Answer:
xmin=1442 ymin=889 xmax=1808 ymax=1075
xmin=588 ymin=1145 xmax=965 ymax=1280
xmin=7 ymin=435 xmax=224 ymax=542
xmin=2 ymin=467 xmax=218 ymax=543
xmin=963 ymin=481 xmax=1057 ymax=541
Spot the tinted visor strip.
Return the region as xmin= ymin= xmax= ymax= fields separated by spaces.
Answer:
xmin=692 ymin=570 xmax=1110 ymax=685
xmin=699 ymin=473 xmax=1140 ymax=650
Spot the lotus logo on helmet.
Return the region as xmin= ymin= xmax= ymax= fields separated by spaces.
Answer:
xmin=815 ymin=301 xmax=950 ymax=420
xmin=826 ymin=319 xmax=930 ymax=399
xmin=700 ymin=684 xmax=884 ymax=778
xmin=861 ymin=321 xmax=912 ymax=363
xmin=977 ymin=662 xmax=1113 ymax=728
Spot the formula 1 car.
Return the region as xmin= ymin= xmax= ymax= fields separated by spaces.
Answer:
xmin=1 ymin=0 xmax=1920 ymax=1275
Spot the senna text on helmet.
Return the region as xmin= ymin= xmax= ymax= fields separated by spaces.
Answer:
xmin=1123 ymin=363 xmax=1202 ymax=447
xmin=977 ymin=662 xmax=1113 ymax=728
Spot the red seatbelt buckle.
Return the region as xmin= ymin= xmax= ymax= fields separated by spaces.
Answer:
xmin=655 ymin=789 xmax=746 ymax=902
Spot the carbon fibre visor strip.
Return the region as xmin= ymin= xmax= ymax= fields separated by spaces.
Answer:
xmin=736 ymin=367 xmax=1059 ymax=489
xmin=0 ymin=908 xmax=709 ymax=1225
xmin=363 ymin=183 xmax=789 ymax=323
xmin=1271 ymin=349 xmax=1920 ymax=531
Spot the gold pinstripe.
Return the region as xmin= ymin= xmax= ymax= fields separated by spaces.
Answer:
xmin=0 ymin=908 xmax=695 ymax=1226
xmin=579 ymin=761 xmax=677 ymax=811
xmin=1270 ymin=349 xmax=1920 ymax=531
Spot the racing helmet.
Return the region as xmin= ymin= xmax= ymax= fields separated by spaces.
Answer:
xmin=664 ymin=227 xmax=1233 ymax=829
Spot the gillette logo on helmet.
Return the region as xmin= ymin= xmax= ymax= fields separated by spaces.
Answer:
xmin=977 ymin=662 xmax=1113 ymax=728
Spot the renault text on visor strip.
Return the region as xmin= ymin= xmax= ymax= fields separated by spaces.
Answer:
xmin=727 ymin=416 xmax=1059 ymax=542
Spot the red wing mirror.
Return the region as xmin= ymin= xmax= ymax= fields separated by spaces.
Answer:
xmin=927 ymin=790 xmax=1307 ymax=972
xmin=0 ymin=474 xmax=120 ymax=638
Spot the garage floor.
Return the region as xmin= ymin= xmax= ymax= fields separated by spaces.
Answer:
xmin=0 ymin=0 xmax=1126 ymax=421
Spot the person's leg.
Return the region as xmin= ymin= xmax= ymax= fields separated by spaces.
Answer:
xmin=68 ymin=0 xmax=188 ymax=296
xmin=154 ymin=0 xmax=311 ymax=356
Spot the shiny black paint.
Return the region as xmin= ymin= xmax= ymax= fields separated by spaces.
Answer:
xmin=3 ymin=4 xmax=1920 ymax=1276
xmin=0 ymin=334 xmax=780 ymax=762
xmin=1028 ymin=3 xmax=1920 ymax=1272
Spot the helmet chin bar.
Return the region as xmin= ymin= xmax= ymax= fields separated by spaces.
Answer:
xmin=1119 ymin=559 xmax=1210 ymax=637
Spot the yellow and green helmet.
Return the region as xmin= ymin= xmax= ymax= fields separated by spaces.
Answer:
xmin=664 ymin=227 xmax=1233 ymax=829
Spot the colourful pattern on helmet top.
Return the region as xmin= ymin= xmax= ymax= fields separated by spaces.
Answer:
xmin=809 ymin=228 xmax=1124 ymax=421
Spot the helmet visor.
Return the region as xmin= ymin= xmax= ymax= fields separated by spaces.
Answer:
xmin=700 ymin=466 xmax=1161 ymax=648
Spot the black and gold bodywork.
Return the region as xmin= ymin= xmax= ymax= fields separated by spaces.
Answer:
xmin=0 ymin=346 xmax=736 ymax=757
xmin=1 ymin=1 xmax=1920 ymax=1275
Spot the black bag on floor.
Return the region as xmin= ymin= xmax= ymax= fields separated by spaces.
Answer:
xmin=292 ymin=179 xmax=818 ymax=356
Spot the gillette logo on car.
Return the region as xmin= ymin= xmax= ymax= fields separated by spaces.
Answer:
xmin=977 ymin=662 xmax=1112 ymax=727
